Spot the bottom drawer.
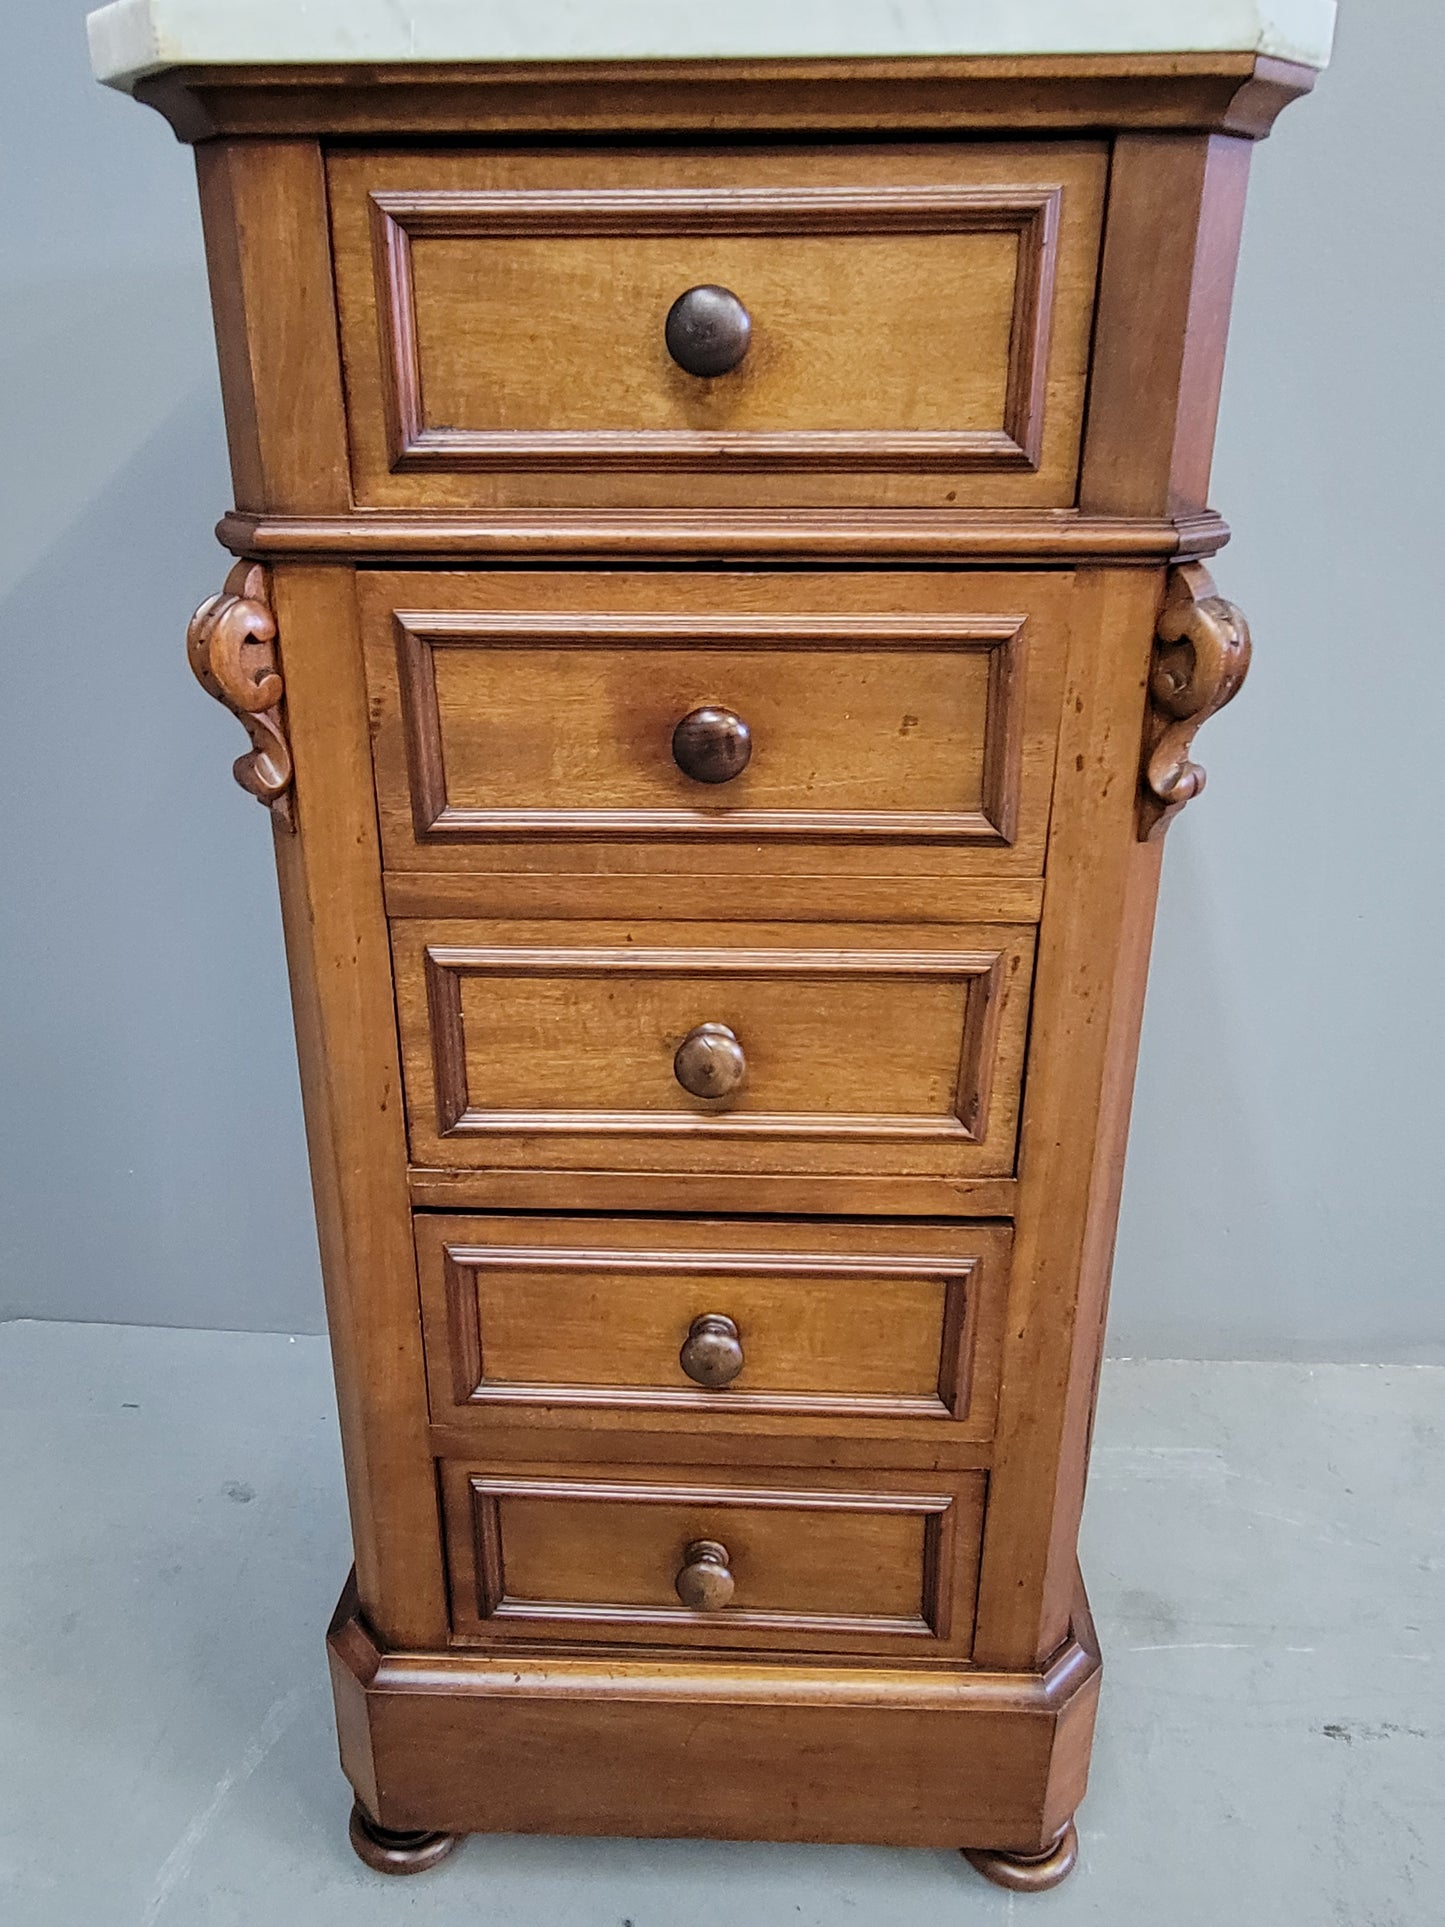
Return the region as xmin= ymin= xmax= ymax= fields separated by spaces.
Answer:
xmin=441 ymin=1461 xmax=986 ymax=1659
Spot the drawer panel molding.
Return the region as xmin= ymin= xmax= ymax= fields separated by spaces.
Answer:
xmin=329 ymin=142 xmax=1106 ymax=509
xmin=414 ymin=1212 xmax=1009 ymax=1445
xmin=362 ymin=568 xmax=1071 ymax=883
xmin=431 ymin=1246 xmax=984 ymax=1420
xmin=369 ymin=183 xmax=1060 ymax=474
xmin=423 ymin=942 xmax=1007 ymax=1141
xmin=395 ymin=922 xmax=1033 ymax=1179
xmin=391 ymin=608 xmax=1029 ymax=845
xmin=441 ymin=1463 xmax=987 ymax=1656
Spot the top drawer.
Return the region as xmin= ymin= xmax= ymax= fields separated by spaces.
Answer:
xmin=327 ymin=142 xmax=1107 ymax=512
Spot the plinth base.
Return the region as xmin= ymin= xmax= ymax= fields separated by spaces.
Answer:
xmin=328 ymin=1574 xmax=1099 ymax=1864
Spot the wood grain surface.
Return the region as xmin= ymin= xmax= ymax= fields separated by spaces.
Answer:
xmin=414 ymin=1213 xmax=1010 ymax=1441
xmin=148 ymin=45 xmax=1310 ymax=1865
xmin=360 ymin=567 xmax=1071 ymax=889
xmin=329 ymin=142 xmax=1106 ymax=510
xmin=392 ymin=918 xmax=1033 ymax=1184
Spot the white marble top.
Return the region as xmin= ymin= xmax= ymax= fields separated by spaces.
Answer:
xmin=88 ymin=1 xmax=1336 ymax=92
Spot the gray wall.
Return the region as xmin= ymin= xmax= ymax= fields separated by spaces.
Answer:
xmin=2 ymin=4 xmax=1440 ymax=1358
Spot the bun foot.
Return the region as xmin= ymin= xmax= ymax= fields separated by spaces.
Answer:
xmin=962 ymin=1819 xmax=1079 ymax=1892
xmin=348 ymin=1800 xmax=462 ymax=1875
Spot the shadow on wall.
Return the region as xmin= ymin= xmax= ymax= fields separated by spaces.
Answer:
xmin=1114 ymin=825 xmax=1293 ymax=1360
xmin=1110 ymin=0 xmax=1445 ymax=1366
xmin=0 ymin=379 xmax=323 ymax=1332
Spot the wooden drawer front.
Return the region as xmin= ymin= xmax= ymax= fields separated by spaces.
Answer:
xmin=394 ymin=920 xmax=1032 ymax=1179
xmin=417 ymin=1215 xmax=1008 ymax=1439
xmin=441 ymin=1462 xmax=986 ymax=1658
xmin=362 ymin=570 xmax=1070 ymax=880
xmin=329 ymin=143 xmax=1106 ymax=510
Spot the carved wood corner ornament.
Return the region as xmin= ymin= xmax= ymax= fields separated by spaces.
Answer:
xmin=1139 ymin=563 xmax=1253 ymax=841
xmin=186 ymin=560 xmax=295 ymax=829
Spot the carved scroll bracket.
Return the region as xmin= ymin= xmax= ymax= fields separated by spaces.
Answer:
xmin=186 ymin=560 xmax=295 ymax=829
xmin=1139 ymin=562 xmax=1252 ymax=840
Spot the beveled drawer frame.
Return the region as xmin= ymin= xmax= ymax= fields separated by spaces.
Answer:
xmin=368 ymin=183 xmax=1061 ymax=474
xmin=433 ymin=1242 xmax=980 ymax=1421
xmin=420 ymin=939 xmax=1012 ymax=1146
xmin=392 ymin=607 xmax=1029 ymax=844
xmin=452 ymin=1470 xmax=975 ymax=1651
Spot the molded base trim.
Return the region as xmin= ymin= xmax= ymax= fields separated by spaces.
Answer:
xmin=217 ymin=507 xmax=1230 ymax=565
xmin=326 ymin=1568 xmax=1100 ymax=1851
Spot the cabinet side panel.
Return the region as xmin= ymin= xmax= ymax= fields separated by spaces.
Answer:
xmin=1040 ymin=839 xmax=1163 ymax=1631
xmin=194 ymin=139 xmax=352 ymax=514
xmin=271 ymin=564 xmax=448 ymax=1647
xmin=972 ymin=566 xmax=1163 ymax=1668
xmin=1080 ymin=133 xmax=1251 ymax=518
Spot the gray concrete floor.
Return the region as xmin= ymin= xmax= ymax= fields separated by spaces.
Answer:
xmin=1 ymin=1324 xmax=1440 ymax=1925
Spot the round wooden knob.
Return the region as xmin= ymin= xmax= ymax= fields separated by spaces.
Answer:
xmin=672 ymin=706 xmax=752 ymax=785
xmin=679 ymin=1314 xmax=744 ymax=1389
xmin=674 ymin=1024 xmax=746 ymax=1099
xmin=664 ymin=285 xmax=751 ymax=377
xmin=675 ymin=1539 xmax=735 ymax=1611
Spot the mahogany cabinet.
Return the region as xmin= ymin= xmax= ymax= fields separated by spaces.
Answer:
xmin=92 ymin=2 xmax=1331 ymax=1890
